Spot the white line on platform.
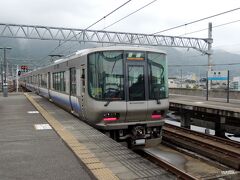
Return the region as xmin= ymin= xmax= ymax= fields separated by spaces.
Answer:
xmin=34 ymin=124 xmax=52 ymax=130
xmin=28 ymin=111 xmax=39 ymax=114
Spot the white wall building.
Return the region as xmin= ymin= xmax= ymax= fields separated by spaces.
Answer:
xmin=232 ymin=77 xmax=240 ymax=91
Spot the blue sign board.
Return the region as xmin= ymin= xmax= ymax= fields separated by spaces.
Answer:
xmin=208 ymin=71 xmax=228 ymax=81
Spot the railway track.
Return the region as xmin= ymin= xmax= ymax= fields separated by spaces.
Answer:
xmin=162 ymin=123 xmax=240 ymax=170
xmin=136 ymin=148 xmax=198 ymax=180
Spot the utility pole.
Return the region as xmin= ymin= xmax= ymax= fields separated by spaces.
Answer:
xmin=0 ymin=47 xmax=12 ymax=97
xmin=16 ymin=65 xmax=19 ymax=93
xmin=0 ymin=58 xmax=3 ymax=92
xmin=207 ymin=22 xmax=213 ymax=90
xmin=180 ymin=68 xmax=183 ymax=88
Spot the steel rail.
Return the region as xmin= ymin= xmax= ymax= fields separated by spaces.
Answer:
xmin=164 ymin=123 xmax=240 ymax=148
xmin=162 ymin=124 xmax=240 ymax=169
xmin=163 ymin=130 xmax=240 ymax=159
xmin=137 ymin=149 xmax=198 ymax=180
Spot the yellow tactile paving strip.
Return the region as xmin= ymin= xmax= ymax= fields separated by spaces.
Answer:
xmin=25 ymin=93 xmax=119 ymax=180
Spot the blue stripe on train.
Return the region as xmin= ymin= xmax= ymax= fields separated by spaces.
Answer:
xmin=51 ymin=93 xmax=70 ymax=109
xmin=37 ymin=87 xmax=81 ymax=114
xmin=39 ymin=89 xmax=49 ymax=98
xmin=71 ymin=99 xmax=81 ymax=113
xmin=50 ymin=92 xmax=81 ymax=114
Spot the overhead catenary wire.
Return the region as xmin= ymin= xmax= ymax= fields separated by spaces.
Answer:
xmin=169 ymin=62 xmax=240 ymax=67
xmin=179 ymin=19 xmax=240 ymax=36
xmin=58 ymin=0 xmax=158 ymax=56
xmin=38 ymin=0 xmax=133 ymax=64
xmin=85 ymin=0 xmax=132 ymax=30
xmin=153 ymin=7 xmax=240 ymax=35
xmin=19 ymin=5 xmax=240 ymax=65
xmin=103 ymin=0 xmax=157 ymax=30
xmin=126 ymin=7 xmax=240 ymax=50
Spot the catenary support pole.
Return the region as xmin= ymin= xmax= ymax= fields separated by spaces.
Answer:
xmin=207 ymin=22 xmax=213 ymax=90
xmin=16 ymin=65 xmax=19 ymax=93
xmin=0 ymin=47 xmax=12 ymax=97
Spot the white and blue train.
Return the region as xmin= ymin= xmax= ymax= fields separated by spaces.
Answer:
xmin=20 ymin=46 xmax=169 ymax=147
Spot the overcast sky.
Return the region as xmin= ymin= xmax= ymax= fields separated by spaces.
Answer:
xmin=1 ymin=0 xmax=240 ymax=54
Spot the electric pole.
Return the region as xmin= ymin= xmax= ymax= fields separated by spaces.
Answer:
xmin=207 ymin=22 xmax=213 ymax=90
xmin=0 ymin=58 xmax=3 ymax=92
xmin=0 ymin=47 xmax=12 ymax=97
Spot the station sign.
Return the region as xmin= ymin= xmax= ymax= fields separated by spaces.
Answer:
xmin=21 ymin=65 xmax=28 ymax=70
xmin=208 ymin=70 xmax=228 ymax=81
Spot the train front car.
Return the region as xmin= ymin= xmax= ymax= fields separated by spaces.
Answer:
xmin=85 ymin=47 xmax=168 ymax=147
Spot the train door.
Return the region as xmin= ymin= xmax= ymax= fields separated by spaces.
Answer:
xmin=37 ymin=74 xmax=40 ymax=94
xmin=47 ymin=72 xmax=51 ymax=99
xmin=126 ymin=56 xmax=148 ymax=122
xmin=79 ymin=65 xmax=86 ymax=120
xmin=69 ymin=68 xmax=74 ymax=112
xmin=69 ymin=67 xmax=79 ymax=114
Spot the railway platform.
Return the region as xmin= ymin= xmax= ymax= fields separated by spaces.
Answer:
xmin=169 ymin=94 xmax=240 ymax=136
xmin=0 ymin=93 xmax=93 ymax=180
xmin=0 ymin=93 xmax=175 ymax=180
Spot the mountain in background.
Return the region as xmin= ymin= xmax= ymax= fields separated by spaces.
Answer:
xmin=0 ymin=38 xmax=240 ymax=79
xmin=162 ymin=47 xmax=240 ymax=79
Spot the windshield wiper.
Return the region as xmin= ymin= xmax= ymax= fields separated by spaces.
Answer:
xmin=154 ymin=87 xmax=161 ymax=104
xmin=156 ymin=98 xmax=161 ymax=104
xmin=104 ymin=100 xmax=112 ymax=107
xmin=104 ymin=97 xmax=122 ymax=107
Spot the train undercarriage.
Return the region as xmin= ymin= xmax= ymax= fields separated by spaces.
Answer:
xmin=103 ymin=124 xmax=163 ymax=148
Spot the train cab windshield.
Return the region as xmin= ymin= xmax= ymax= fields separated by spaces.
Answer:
xmin=88 ymin=50 xmax=168 ymax=101
xmin=148 ymin=52 xmax=168 ymax=100
xmin=88 ymin=51 xmax=125 ymax=100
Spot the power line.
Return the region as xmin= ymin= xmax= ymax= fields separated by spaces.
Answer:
xmin=103 ymin=0 xmax=157 ymax=30
xmin=8 ymin=57 xmax=37 ymax=61
xmin=179 ymin=19 xmax=240 ymax=36
xmin=58 ymin=0 xmax=158 ymax=56
xmin=169 ymin=62 xmax=240 ymax=67
xmin=86 ymin=0 xmax=132 ymax=30
xmin=153 ymin=7 xmax=240 ymax=35
xmin=38 ymin=0 xmax=133 ymax=64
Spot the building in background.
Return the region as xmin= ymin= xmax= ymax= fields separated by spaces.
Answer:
xmin=231 ymin=77 xmax=240 ymax=91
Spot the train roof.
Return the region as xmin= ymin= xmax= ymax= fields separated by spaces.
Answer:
xmin=26 ymin=46 xmax=166 ymax=73
xmin=75 ymin=46 xmax=166 ymax=56
xmin=52 ymin=46 xmax=166 ymax=65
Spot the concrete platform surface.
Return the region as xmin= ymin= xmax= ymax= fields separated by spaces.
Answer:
xmin=170 ymin=94 xmax=240 ymax=113
xmin=28 ymin=93 xmax=175 ymax=179
xmin=0 ymin=93 xmax=94 ymax=180
xmin=0 ymin=93 xmax=176 ymax=179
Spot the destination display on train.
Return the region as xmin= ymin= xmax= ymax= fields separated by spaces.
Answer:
xmin=127 ymin=52 xmax=145 ymax=61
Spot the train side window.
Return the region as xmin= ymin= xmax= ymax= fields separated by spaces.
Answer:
xmin=40 ymin=73 xmax=47 ymax=88
xmin=52 ymin=71 xmax=66 ymax=92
